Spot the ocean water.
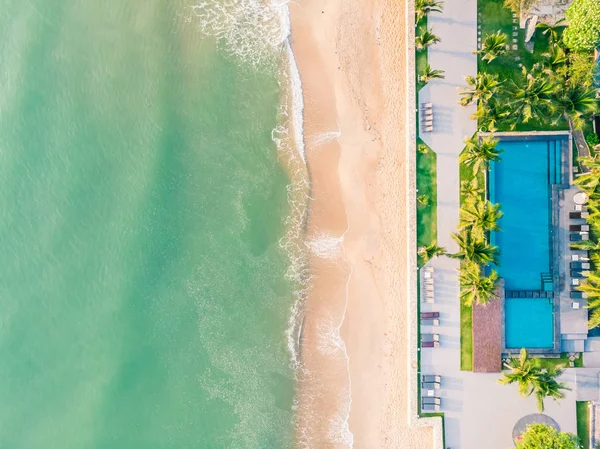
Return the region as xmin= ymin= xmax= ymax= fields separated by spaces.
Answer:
xmin=0 ymin=1 xmax=305 ymax=447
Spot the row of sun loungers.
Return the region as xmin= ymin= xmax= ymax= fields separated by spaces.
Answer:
xmin=422 ymin=266 xmax=434 ymax=303
xmin=421 ymin=375 xmax=442 ymax=412
xmin=420 ymin=103 xmax=434 ymax=133
xmin=570 ymin=205 xmax=590 ymax=305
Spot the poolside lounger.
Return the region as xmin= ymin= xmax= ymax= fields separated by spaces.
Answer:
xmin=422 ymin=382 xmax=440 ymax=390
xmin=423 ymin=271 xmax=433 ymax=279
xmin=424 ymin=285 xmax=434 ymax=292
xmin=570 ymin=224 xmax=590 ymax=232
xmin=569 ymin=211 xmax=589 ymax=219
xmin=421 ymin=102 xmax=432 ymax=109
xmin=572 ymin=278 xmax=580 ymax=286
xmin=423 ymin=125 xmax=433 ymax=133
xmin=573 ymin=302 xmax=581 ymax=309
xmin=422 ymin=333 xmax=439 ymax=342
xmin=421 ymin=341 xmax=439 ymax=348
xmin=421 ymin=318 xmax=440 ymax=326
xmin=571 ymin=254 xmax=590 ymax=262
xmin=421 ymin=403 xmax=440 ymax=412
xmin=571 ymin=291 xmax=588 ymax=299
xmin=422 ymin=374 xmax=441 ymax=383
xmin=422 ymin=109 xmax=433 ymax=116
xmin=571 ymin=270 xmax=590 ymax=278
xmin=421 ymin=312 xmax=440 ymax=319
xmin=571 ymin=262 xmax=591 ymax=270
xmin=422 ymin=397 xmax=441 ymax=406
xmin=570 ymin=233 xmax=590 ymax=242
xmin=423 ymin=266 xmax=434 ymax=273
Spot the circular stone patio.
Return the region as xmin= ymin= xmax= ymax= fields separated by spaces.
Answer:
xmin=512 ymin=413 xmax=560 ymax=442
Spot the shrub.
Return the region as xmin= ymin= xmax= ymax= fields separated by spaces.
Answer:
xmin=586 ymin=133 xmax=600 ymax=147
xmin=563 ymin=0 xmax=600 ymax=51
xmin=418 ymin=143 xmax=430 ymax=154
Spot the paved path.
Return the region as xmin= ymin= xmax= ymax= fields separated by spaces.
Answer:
xmin=419 ymin=0 xmax=478 ymax=253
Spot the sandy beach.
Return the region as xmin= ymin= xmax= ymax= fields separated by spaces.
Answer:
xmin=290 ymin=0 xmax=434 ymax=447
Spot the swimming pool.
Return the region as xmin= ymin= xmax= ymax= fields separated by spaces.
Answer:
xmin=489 ymin=137 xmax=563 ymax=349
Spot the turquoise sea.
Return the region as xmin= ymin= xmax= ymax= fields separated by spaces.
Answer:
xmin=0 ymin=1 xmax=301 ymax=447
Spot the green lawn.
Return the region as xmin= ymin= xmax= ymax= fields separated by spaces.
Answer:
xmin=577 ymin=401 xmax=591 ymax=449
xmin=460 ymin=293 xmax=473 ymax=371
xmin=458 ymin=149 xmax=484 ymax=371
xmin=536 ymin=353 xmax=584 ymax=372
xmin=417 ymin=139 xmax=437 ymax=267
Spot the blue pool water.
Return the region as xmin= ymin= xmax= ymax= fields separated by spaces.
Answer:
xmin=489 ymin=138 xmax=562 ymax=349
xmin=505 ymin=298 xmax=554 ymax=348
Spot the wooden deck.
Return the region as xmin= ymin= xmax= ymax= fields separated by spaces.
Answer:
xmin=472 ymin=297 xmax=502 ymax=372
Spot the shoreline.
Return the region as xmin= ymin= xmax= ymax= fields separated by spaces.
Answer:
xmin=288 ymin=0 xmax=436 ymax=447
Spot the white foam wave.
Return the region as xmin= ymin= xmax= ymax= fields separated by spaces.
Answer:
xmin=305 ymin=233 xmax=344 ymax=260
xmin=189 ymin=0 xmax=354 ymax=446
xmin=190 ymin=0 xmax=290 ymax=68
xmin=308 ymin=129 xmax=341 ymax=148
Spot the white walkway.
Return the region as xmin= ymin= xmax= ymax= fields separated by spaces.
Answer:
xmin=419 ymin=0 xmax=478 ymax=253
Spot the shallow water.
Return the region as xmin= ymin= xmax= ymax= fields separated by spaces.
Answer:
xmin=0 ymin=1 xmax=297 ymax=447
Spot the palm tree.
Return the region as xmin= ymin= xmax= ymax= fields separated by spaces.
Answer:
xmin=553 ymin=85 xmax=599 ymax=130
xmin=476 ymin=31 xmax=508 ymax=63
xmin=570 ymin=239 xmax=600 ymax=251
xmin=461 ymin=178 xmax=484 ymax=202
xmin=420 ymin=64 xmax=445 ymax=83
xmin=460 ymin=199 xmax=503 ymax=237
xmin=417 ymin=194 xmax=429 ymax=205
xmin=471 ymin=101 xmax=510 ymax=132
xmin=499 ymin=349 xmax=540 ymax=397
xmin=416 ymin=0 xmax=443 ymax=23
xmin=535 ymin=19 xmax=565 ymax=43
xmin=532 ymin=368 xmax=570 ymax=412
xmin=450 ymin=231 xmax=499 ymax=265
xmin=508 ymin=67 xmax=556 ymax=128
xmin=416 ymin=28 xmax=441 ymax=50
xmin=459 ymin=73 xmax=503 ymax=107
xmin=418 ymin=242 xmax=447 ymax=263
xmin=460 ymin=135 xmax=502 ymax=174
xmin=539 ymin=45 xmax=568 ymax=75
xmin=499 ymin=348 xmax=570 ymax=412
xmin=458 ymin=262 xmax=499 ymax=306
xmin=574 ymin=154 xmax=600 ymax=193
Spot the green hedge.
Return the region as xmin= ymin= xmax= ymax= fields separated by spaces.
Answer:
xmin=563 ymin=0 xmax=600 ymax=51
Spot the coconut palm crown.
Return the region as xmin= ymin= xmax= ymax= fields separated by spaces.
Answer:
xmin=477 ymin=31 xmax=508 ymax=63
xmin=460 ymin=135 xmax=502 ymax=174
xmin=459 ymin=73 xmax=503 ymax=108
xmin=450 ymin=231 xmax=499 ymax=265
xmin=416 ymin=28 xmax=441 ymax=50
xmin=458 ymin=262 xmax=499 ymax=306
